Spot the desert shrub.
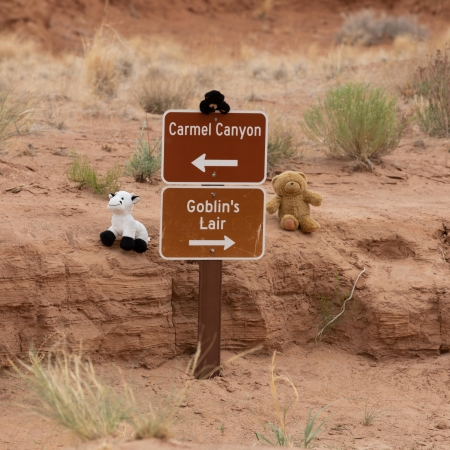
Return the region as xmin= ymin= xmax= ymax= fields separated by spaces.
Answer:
xmin=337 ymin=10 xmax=427 ymax=46
xmin=12 ymin=348 xmax=128 ymax=441
xmin=137 ymin=69 xmax=196 ymax=114
xmin=83 ymin=26 xmax=132 ymax=98
xmin=302 ymin=82 xmax=406 ymax=169
xmin=0 ymin=86 xmax=35 ymax=147
xmin=414 ymin=48 xmax=450 ymax=137
xmin=267 ymin=112 xmax=298 ymax=170
xmin=124 ymin=122 xmax=161 ymax=182
xmin=67 ymin=153 xmax=121 ymax=194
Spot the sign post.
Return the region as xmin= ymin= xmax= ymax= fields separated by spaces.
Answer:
xmin=197 ymin=260 xmax=222 ymax=379
xmin=160 ymin=110 xmax=267 ymax=378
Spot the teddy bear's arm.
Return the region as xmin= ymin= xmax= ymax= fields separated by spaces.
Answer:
xmin=266 ymin=195 xmax=282 ymax=214
xmin=303 ymin=190 xmax=323 ymax=207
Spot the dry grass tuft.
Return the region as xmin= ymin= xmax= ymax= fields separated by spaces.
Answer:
xmin=83 ymin=26 xmax=132 ymax=98
xmin=137 ymin=69 xmax=197 ymax=114
xmin=337 ymin=10 xmax=428 ymax=46
xmin=0 ymin=84 xmax=35 ymax=148
xmin=0 ymin=34 xmax=39 ymax=61
xmin=414 ymin=47 xmax=450 ymax=137
xmin=12 ymin=345 xmax=202 ymax=442
xmin=266 ymin=109 xmax=299 ymax=171
xmin=129 ymin=347 xmax=200 ymax=440
xmin=11 ymin=347 xmax=128 ymax=441
xmin=255 ymin=351 xmax=330 ymax=448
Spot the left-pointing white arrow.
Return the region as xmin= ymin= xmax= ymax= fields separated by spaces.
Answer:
xmin=191 ymin=153 xmax=238 ymax=173
xmin=189 ymin=236 xmax=235 ymax=250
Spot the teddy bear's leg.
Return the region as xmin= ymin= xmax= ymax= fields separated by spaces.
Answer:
xmin=100 ymin=229 xmax=117 ymax=247
xmin=280 ymin=214 xmax=299 ymax=231
xmin=298 ymin=215 xmax=320 ymax=233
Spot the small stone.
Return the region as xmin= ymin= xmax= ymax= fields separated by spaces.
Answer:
xmin=414 ymin=139 xmax=426 ymax=148
xmin=436 ymin=420 xmax=448 ymax=429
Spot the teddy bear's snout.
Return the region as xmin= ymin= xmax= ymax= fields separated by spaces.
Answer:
xmin=284 ymin=181 xmax=300 ymax=194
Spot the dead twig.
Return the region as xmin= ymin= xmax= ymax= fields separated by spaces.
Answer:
xmin=315 ymin=267 xmax=366 ymax=343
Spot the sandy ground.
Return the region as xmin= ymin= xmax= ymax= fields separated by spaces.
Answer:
xmin=0 ymin=116 xmax=449 ymax=449
xmin=0 ymin=1 xmax=450 ymax=450
xmin=2 ymin=345 xmax=450 ymax=450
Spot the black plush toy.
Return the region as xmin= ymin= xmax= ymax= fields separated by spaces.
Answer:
xmin=199 ymin=90 xmax=230 ymax=115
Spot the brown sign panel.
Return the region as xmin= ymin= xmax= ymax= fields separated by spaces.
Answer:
xmin=160 ymin=187 xmax=265 ymax=260
xmin=162 ymin=110 xmax=267 ymax=185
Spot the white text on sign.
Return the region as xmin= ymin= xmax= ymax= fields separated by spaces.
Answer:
xmin=169 ymin=122 xmax=262 ymax=139
xmin=187 ymin=199 xmax=240 ymax=230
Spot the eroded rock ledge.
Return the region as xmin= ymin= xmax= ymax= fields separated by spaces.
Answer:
xmin=1 ymin=216 xmax=448 ymax=367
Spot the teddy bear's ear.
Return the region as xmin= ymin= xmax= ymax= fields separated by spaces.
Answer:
xmin=271 ymin=174 xmax=280 ymax=186
xmin=297 ymin=172 xmax=307 ymax=182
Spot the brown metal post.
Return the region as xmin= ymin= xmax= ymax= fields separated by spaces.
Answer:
xmin=196 ymin=260 xmax=222 ymax=379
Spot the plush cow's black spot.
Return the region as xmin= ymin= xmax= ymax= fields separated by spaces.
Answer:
xmin=100 ymin=230 xmax=116 ymax=247
xmin=120 ymin=237 xmax=135 ymax=251
xmin=134 ymin=239 xmax=148 ymax=253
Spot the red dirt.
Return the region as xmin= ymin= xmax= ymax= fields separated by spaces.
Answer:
xmin=1 ymin=1 xmax=450 ymax=450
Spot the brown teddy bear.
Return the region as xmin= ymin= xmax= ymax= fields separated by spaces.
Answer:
xmin=266 ymin=171 xmax=323 ymax=232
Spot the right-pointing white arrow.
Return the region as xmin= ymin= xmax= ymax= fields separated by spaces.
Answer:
xmin=189 ymin=236 xmax=235 ymax=250
xmin=191 ymin=153 xmax=238 ymax=172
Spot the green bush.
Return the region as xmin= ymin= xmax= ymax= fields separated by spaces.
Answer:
xmin=67 ymin=153 xmax=121 ymax=194
xmin=124 ymin=123 xmax=161 ymax=182
xmin=415 ymin=48 xmax=450 ymax=138
xmin=302 ymin=82 xmax=406 ymax=169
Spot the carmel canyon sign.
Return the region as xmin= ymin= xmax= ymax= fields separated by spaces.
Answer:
xmin=161 ymin=110 xmax=267 ymax=184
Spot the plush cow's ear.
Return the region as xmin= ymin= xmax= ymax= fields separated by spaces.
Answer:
xmin=296 ymin=172 xmax=307 ymax=181
xmin=131 ymin=195 xmax=140 ymax=204
xmin=108 ymin=193 xmax=115 ymax=199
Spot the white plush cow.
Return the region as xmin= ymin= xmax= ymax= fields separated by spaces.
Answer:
xmin=100 ymin=191 xmax=149 ymax=253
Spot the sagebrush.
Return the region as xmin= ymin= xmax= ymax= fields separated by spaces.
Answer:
xmin=337 ymin=10 xmax=427 ymax=46
xmin=67 ymin=153 xmax=122 ymax=195
xmin=124 ymin=122 xmax=161 ymax=182
xmin=414 ymin=48 xmax=450 ymax=137
xmin=302 ymin=82 xmax=406 ymax=169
